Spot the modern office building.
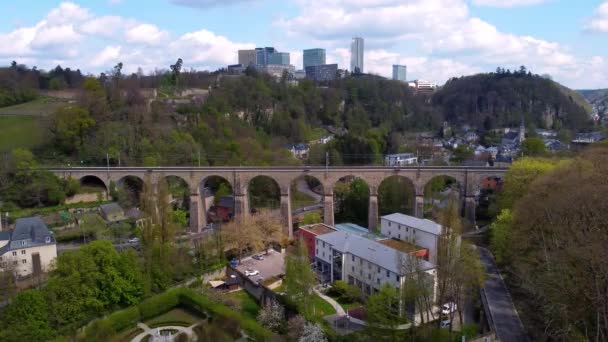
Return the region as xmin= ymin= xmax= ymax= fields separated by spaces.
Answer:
xmin=315 ymin=230 xmax=437 ymax=300
xmin=260 ymin=64 xmax=295 ymax=78
xmin=303 ymin=48 xmax=326 ymax=69
xmin=393 ymin=64 xmax=407 ymax=82
xmin=350 ymin=37 xmax=364 ymax=73
xmin=305 ymin=64 xmax=338 ymax=82
xmin=238 ymin=47 xmax=290 ymax=67
xmin=238 ymin=49 xmax=256 ymax=66
xmin=408 ymin=80 xmax=437 ymax=95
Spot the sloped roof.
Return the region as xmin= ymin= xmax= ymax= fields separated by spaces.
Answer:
xmin=317 ymin=230 xmax=435 ymax=274
xmin=381 ymin=213 xmax=442 ymax=235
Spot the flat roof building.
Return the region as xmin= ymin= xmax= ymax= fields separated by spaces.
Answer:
xmin=350 ymin=37 xmax=364 ymax=73
xmin=392 ymin=65 xmax=407 ymax=82
xmin=305 ymin=64 xmax=337 ymax=82
xmin=380 ymin=213 xmax=445 ymax=264
xmin=238 ymin=49 xmax=256 ymax=66
xmin=303 ymin=48 xmax=326 ymax=69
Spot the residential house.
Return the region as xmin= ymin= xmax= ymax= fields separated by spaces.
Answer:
xmin=99 ymin=203 xmax=126 ymax=222
xmin=464 ymin=131 xmax=480 ymax=143
xmin=286 ymin=144 xmax=310 ymax=159
xmin=384 ymin=153 xmax=418 ymax=166
xmin=572 ymin=131 xmax=605 ymax=144
xmin=0 ymin=217 xmax=57 ymax=278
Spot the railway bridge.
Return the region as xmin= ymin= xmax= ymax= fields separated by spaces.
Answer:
xmin=49 ymin=166 xmax=507 ymax=236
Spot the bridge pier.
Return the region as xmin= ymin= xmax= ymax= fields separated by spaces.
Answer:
xmin=280 ymin=193 xmax=293 ymax=238
xmin=464 ymin=196 xmax=476 ymax=227
xmin=323 ymin=194 xmax=334 ymax=226
xmin=368 ymin=194 xmax=378 ymax=232
xmin=415 ymin=194 xmax=424 ymax=218
xmin=189 ymin=193 xmax=205 ymax=232
xmin=234 ymin=194 xmax=250 ymax=223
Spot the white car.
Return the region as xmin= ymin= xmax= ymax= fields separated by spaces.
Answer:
xmin=441 ymin=302 xmax=458 ymax=315
xmin=244 ymin=270 xmax=259 ymax=276
xmin=128 ymin=237 xmax=139 ymax=244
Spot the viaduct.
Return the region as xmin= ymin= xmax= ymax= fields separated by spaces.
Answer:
xmin=49 ymin=166 xmax=507 ymax=237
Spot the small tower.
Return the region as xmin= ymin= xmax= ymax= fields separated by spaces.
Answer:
xmin=518 ymin=117 xmax=525 ymax=144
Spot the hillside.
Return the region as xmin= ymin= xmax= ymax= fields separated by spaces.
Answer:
xmin=432 ymin=71 xmax=591 ymax=131
xmin=578 ymin=88 xmax=608 ymax=117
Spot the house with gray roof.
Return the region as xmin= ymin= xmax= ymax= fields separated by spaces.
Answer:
xmin=0 ymin=217 xmax=57 ymax=278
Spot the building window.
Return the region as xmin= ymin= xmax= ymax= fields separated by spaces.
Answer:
xmin=352 ymin=266 xmax=355 ymax=272
xmin=316 ymin=248 xmax=318 ymax=255
xmin=387 ymin=270 xmax=390 ymax=277
xmin=377 ymin=266 xmax=381 ymax=273
xmin=398 ymin=234 xmax=401 ymax=239
xmin=396 ymin=275 xmax=400 ymax=282
xmin=322 ymin=252 xmax=325 ymax=257
xmin=399 ymin=225 xmax=402 ymax=230
xmin=12 ymin=261 xmax=17 ymax=266
xmin=323 ymin=242 xmax=325 ymax=248
xmin=368 ymin=262 xmax=371 ymax=270
xmin=21 ymin=250 xmax=26 ymax=255
xmin=12 ymin=251 xmax=16 ymax=257
xmin=360 ymin=269 xmax=363 ymax=276
xmin=352 ymin=255 xmax=355 ymax=262
xmin=368 ymin=274 xmax=371 ymax=280
xmin=406 ymin=227 xmax=409 ymax=232
xmin=388 ymin=231 xmax=391 ymax=236
xmin=388 ymin=222 xmax=391 ymax=227
xmin=22 ymin=259 xmax=26 ymax=264
xmin=21 ymin=241 xmax=26 ymax=247
xmin=377 ymin=278 xmax=380 ymax=284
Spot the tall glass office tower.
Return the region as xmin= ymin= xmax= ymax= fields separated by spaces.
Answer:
xmin=350 ymin=37 xmax=364 ymax=73
xmin=392 ymin=65 xmax=407 ymax=82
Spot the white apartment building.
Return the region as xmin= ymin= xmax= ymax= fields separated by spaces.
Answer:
xmin=315 ymin=230 xmax=436 ymax=301
xmin=384 ymin=153 xmax=418 ymax=166
xmin=380 ymin=213 xmax=443 ymax=264
xmin=0 ymin=217 xmax=57 ymax=278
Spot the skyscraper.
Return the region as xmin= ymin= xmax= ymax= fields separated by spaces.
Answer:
xmin=350 ymin=37 xmax=364 ymax=73
xmin=303 ymin=48 xmax=326 ymax=69
xmin=392 ymin=65 xmax=407 ymax=82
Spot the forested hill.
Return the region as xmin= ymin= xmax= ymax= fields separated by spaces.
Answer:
xmin=432 ymin=69 xmax=591 ymax=131
xmin=579 ymin=88 xmax=608 ymax=116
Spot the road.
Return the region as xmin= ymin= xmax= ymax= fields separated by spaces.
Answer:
xmin=296 ymin=178 xmax=322 ymax=202
xmin=478 ymin=246 xmax=528 ymax=342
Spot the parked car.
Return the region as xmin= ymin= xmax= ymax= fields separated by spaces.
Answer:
xmin=440 ymin=319 xmax=451 ymax=328
xmin=230 ymin=259 xmax=239 ymax=267
xmin=441 ymin=302 xmax=458 ymax=315
xmin=128 ymin=237 xmax=139 ymax=243
xmin=252 ymin=254 xmax=264 ymax=261
xmin=244 ymin=270 xmax=260 ymax=276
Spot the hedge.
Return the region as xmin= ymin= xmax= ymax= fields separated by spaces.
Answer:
xmin=80 ymin=288 xmax=274 ymax=341
xmin=137 ymin=289 xmax=181 ymax=320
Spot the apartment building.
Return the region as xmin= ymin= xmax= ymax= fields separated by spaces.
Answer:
xmin=380 ymin=213 xmax=444 ymax=264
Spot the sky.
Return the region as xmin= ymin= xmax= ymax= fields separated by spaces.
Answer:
xmin=1 ymin=0 xmax=608 ymax=89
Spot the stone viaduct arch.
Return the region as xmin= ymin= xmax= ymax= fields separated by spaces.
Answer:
xmin=52 ymin=166 xmax=507 ymax=236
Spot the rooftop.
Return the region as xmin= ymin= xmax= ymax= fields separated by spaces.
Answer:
xmin=317 ymin=230 xmax=435 ymax=274
xmin=0 ymin=217 xmax=55 ymax=255
xmin=381 ymin=213 xmax=443 ymax=235
xmin=298 ymin=223 xmax=337 ymax=236
xmin=335 ymin=223 xmax=384 ymax=241
xmin=100 ymin=202 xmax=124 ymax=215
xmin=377 ymin=238 xmax=426 ymax=254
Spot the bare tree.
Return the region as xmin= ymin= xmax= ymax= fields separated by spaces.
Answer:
xmin=249 ymin=209 xmax=285 ymax=254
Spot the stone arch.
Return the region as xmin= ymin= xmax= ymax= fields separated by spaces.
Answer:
xmin=78 ymin=175 xmax=108 ymax=191
xmin=333 ymin=175 xmax=370 ymax=229
xmin=247 ymin=175 xmax=281 ymax=212
xmin=422 ymin=174 xmax=463 ymax=218
xmin=290 ymin=174 xmax=325 ymax=226
xmin=163 ymin=175 xmax=191 ymax=213
xmin=378 ymin=175 xmax=416 ymax=216
xmin=201 ymin=175 xmax=235 ymax=223
xmin=114 ymin=175 xmax=145 ymax=208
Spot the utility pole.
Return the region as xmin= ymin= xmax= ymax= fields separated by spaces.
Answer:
xmin=325 ymin=151 xmax=329 ymax=178
xmin=198 ymin=150 xmax=201 ymax=167
xmin=106 ymin=153 xmax=110 ymax=172
xmin=118 ymin=153 xmax=121 ymax=167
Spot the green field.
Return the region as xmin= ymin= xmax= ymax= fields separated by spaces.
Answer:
xmin=0 ymin=115 xmax=46 ymax=152
xmin=0 ymin=97 xmax=68 ymax=116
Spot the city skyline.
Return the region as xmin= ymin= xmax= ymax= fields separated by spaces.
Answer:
xmin=1 ymin=1 xmax=608 ymax=88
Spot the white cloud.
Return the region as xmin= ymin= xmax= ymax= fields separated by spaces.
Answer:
xmin=90 ymin=45 xmax=122 ymax=67
xmin=585 ymin=2 xmax=608 ymax=32
xmin=169 ymin=30 xmax=254 ymax=66
xmin=80 ymin=16 xmax=130 ymax=37
xmin=170 ymin=0 xmax=255 ymax=8
xmin=471 ymin=0 xmax=550 ymax=8
xmin=124 ymin=24 xmax=169 ymax=45
xmin=46 ymin=2 xmax=91 ymax=24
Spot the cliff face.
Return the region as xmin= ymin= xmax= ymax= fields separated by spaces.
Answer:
xmin=433 ymin=72 xmax=591 ymax=131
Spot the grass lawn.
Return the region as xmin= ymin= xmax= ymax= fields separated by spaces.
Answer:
xmin=291 ymin=189 xmax=317 ymax=209
xmin=144 ymin=307 xmax=204 ymax=328
xmin=303 ymin=293 xmax=337 ymax=319
xmin=0 ymin=115 xmax=46 ymax=152
xmin=0 ymin=97 xmax=69 ymax=116
xmin=222 ymin=290 xmax=260 ymax=320
xmin=325 ymin=292 xmax=363 ymax=312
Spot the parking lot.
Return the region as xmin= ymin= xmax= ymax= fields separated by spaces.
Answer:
xmin=235 ymin=249 xmax=285 ymax=283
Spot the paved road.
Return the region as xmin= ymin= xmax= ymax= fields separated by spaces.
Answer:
xmin=478 ymin=247 xmax=528 ymax=342
xmin=296 ymin=178 xmax=322 ymax=202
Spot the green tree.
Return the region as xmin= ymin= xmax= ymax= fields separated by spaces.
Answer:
xmin=489 ymin=209 xmax=513 ymax=264
xmin=301 ymin=212 xmax=322 ymax=225
xmin=51 ymin=105 xmax=96 ymax=154
xmin=498 ymin=157 xmax=562 ymax=210
xmin=365 ymin=283 xmax=403 ymax=339
xmin=451 ymin=145 xmax=474 ymax=163
xmin=283 ymin=238 xmax=316 ymax=315
xmin=0 ymin=290 xmax=54 ymax=342
xmin=521 ymin=137 xmax=547 ymax=156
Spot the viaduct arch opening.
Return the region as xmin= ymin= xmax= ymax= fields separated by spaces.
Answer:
xmin=333 ymin=175 xmax=370 ymax=229
xmin=378 ymin=175 xmax=416 ymax=217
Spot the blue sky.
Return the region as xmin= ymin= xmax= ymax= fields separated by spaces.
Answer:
xmin=1 ymin=0 xmax=607 ymax=88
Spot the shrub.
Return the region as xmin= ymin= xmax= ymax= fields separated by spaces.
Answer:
xmin=84 ymin=318 xmax=115 ymax=341
xmin=326 ymin=280 xmax=347 ymax=298
xmin=137 ymin=289 xmax=180 ymax=320
xmin=106 ymin=306 xmax=141 ymax=332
